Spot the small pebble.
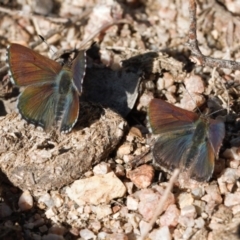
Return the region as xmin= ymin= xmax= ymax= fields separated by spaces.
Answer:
xmin=92 ymin=205 xmax=112 ymax=219
xmin=178 ymin=216 xmax=195 ymax=228
xmin=124 ymin=181 xmax=134 ymax=195
xmin=89 ymin=220 xmax=101 ymax=232
xmin=191 ymin=187 xmax=204 ymax=199
xmin=137 ymin=188 xmax=174 ymax=221
xmin=184 ymin=75 xmax=205 ymax=94
xmin=126 ymin=195 xmax=139 ymax=210
xmin=98 ymin=232 xmax=109 ymax=239
xmin=127 ymin=164 xmax=154 ymax=189
xmin=93 ymin=162 xmax=111 ymax=175
xmin=49 ymin=225 xmax=67 ymax=235
xmin=178 ymin=193 xmax=194 ymax=209
xmin=79 ymin=229 xmax=96 ymax=240
xmin=0 ymin=203 xmax=13 ymax=218
xmin=117 ymin=143 xmax=133 ymax=157
xmin=33 ymin=0 xmax=53 ymax=15
xmin=183 ymin=227 xmax=194 ymax=240
xmin=18 ymin=190 xmax=33 ymax=211
xmin=38 ymin=193 xmax=54 ymax=208
xmin=224 ymin=192 xmax=240 ymax=207
xmin=149 ymin=226 xmax=172 ymax=240
xmin=160 ymin=204 xmax=180 ymax=227
xmin=194 ymin=217 xmax=205 ymax=229
xmin=181 ymin=205 xmax=197 ymax=218
xmin=39 ymin=225 xmax=48 ymax=233
xmin=108 ymin=233 xmax=128 ymax=240
xmin=115 ymin=164 xmax=125 ymax=177
xmin=42 ymin=234 xmax=64 ymax=240
xmin=66 ymin=172 xmax=126 ymax=205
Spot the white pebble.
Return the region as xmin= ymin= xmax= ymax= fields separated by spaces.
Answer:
xmin=79 ymin=229 xmax=96 ymax=239
xmin=183 ymin=227 xmax=193 ymax=240
xmin=126 ymin=195 xmax=139 ymax=210
xmin=18 ymin=190 xmax=33 ymax=211
xmin=194 ymin=217 xmax=205 ymax=229
xmin=149 ymin=226 xmax=172 ymax=240
xmin=93 ymin=162 xmax=111 ymax=175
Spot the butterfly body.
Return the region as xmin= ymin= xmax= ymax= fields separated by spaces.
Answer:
xmin=6 ymin=43 xmax=86 ymax=133
xmin=148 ymin=98 xmax=225 ymax=181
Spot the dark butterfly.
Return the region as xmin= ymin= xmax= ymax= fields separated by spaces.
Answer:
xmin=6 ymin=43 xmax=86 ymax=133
xmin=148 ymin=98 xmax=225 ymax=181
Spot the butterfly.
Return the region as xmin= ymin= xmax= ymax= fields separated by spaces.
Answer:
xmin=6 ymin=43 xmax=86 ymax=133
xmin=148 ymin=98 xmax=225 ymax=181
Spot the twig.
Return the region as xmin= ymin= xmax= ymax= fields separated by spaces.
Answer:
xmin=187 ymin=0 xmax=240 ymax=70
xmin=139 ymin=169 xmax=180 ymax=240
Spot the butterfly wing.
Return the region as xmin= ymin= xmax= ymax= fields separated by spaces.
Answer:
xmin=190 ymin=119 xmax=225 ymax=181
xmin=148 ymin=98 xmax=199 ymax=134
xmin=148 ymin=98 xmax=225 ymax=181
xmin=209 ymin=119 xmax=225 ymax=155
xmin=152 ymin=128 xmax=195 ymax=171
xmin=148 ymin=98 xmax=198 ymax=171
xmin=71 ymin=50 xmax=86 ymax=94
xmin=60 ymin=87 xmax=79 ymax=133
xmin=17 ymin=83 xmax=59 ymax=130
xmin=188 ymin=140 xmax=215 ymax=181
xmin=7 ymin=43 xmax=62 ymax=86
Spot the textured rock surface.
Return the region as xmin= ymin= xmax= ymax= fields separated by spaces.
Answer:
xmin=0 ymin=102 xmax=126 ymax=191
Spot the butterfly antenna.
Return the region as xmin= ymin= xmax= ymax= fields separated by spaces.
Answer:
xmin=38 ymin=35 xmax=56 ymax=56
xmin=207 ymin=108 xmax=226 ymax=117
xmin=181 ymin=83 xmax=202 ymax=114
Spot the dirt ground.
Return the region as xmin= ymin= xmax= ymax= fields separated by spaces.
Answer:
xmin=1 ymin=0 xmax=240 ymax=239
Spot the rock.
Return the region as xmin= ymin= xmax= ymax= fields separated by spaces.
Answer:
xmin=191 ymin=187 xmax=204 ymax=199
xmin=193 ymin=200 xmax=206 ymax=215
xmin=48 ymin=225 xmax=67 ymax=235
xmin=182 ymin=227 xmax=194 ymax=240
xmin=38 ymin=193 xmax=54 ymax=209
xmin=18 ymin=190 xmax=33 ymax=211
xmin=224 ymin=192 xmax=240 ymax=207
xmin=178 ymin=193 xmax=194 ymax=209
xmin=66 ymin=172 xmax=126 ymax=205
xmin=184 ymin=75 xmax=205 ymax=94
xmin=194 ymin=217 xmax=205 ymax=229
xmin=219 ymin=168 xmax=240 ymax=184
xmin=190 ymin=228 xmax=208 ymax=240
xmin=210 ymin=205 xmax=232 ymax=229
xmin=0 ymin=202 xmax=13 ymax=218
xmin=127 ymin=164 xmax=154 ymax=188
xmin=203 ymin=184 xmax=222 ymax=204
xmin=107 ymin=233 xmax=128 ymax=240
xmin=179 ymin=92 xmax=205 ymax=111
xmin=160 ymin=204 xmax=180 ymax=227
xmin=79 ymin=229 xmax=96 ymax=240
xmin=126 ymin=195 xmax=139 ymax=211
xmin=42 ymin=234 xmax=64 ymax=240
xmin=181 ymin=205 xmax=197 ymax=218
xmin=149 ymin=226 xmax=172 ymax=240
xmin=93 ymin=162 xmax=111 ymax=175
xmin=115 ymin=164 xmax=125 ymax=177
xmin=0 ymin=104 xmax=126 ymax=192
xmin=137 ymin=187 xmax=174 ymax=222
xmin=117 ymin=142 xmax=133 ymax=157
xmin=32 ymin=0 xmax=53 ymax=15
xmin=92 ymin=205 xmax=112 ymax=219
xmin=223 ymin=147 xmax=240 ymax=161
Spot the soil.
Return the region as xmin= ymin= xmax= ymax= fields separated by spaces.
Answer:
xmin=1 ymin=0 xmax=240 ymax=240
